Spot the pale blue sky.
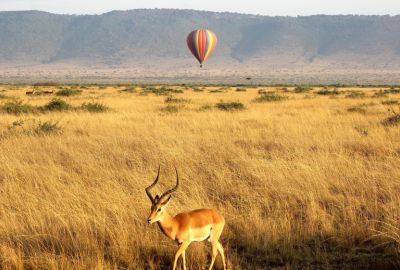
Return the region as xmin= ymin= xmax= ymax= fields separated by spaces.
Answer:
xmin=1 ymin=0 xmax=399 ymax=16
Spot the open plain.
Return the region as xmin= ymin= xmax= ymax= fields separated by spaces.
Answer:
xmin=0 ymin=84 xmax=399 ymax=269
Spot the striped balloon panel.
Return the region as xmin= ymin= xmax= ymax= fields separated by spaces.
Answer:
xmin=187 ymin=29 xmax=217 ymax=65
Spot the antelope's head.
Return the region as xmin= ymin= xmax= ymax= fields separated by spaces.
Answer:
xmin=145 ymin=166 xmax=179 ymax=224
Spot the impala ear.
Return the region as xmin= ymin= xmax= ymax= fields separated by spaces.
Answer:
xmin=161 ymin=195 xmax=172 ymax=206
xmin=154 ymin=195 xmax=160 ymax=202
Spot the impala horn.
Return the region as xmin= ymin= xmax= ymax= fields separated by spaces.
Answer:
xmin=145 ymin=165 xmax=161 ymax=204
xmin=159 ymin=166 xmax=179 ymax=202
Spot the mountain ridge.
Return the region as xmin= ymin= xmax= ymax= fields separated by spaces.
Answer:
xmin=1 ymin=9 xmax=400 ymax=83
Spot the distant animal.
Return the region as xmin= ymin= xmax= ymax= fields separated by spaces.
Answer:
xmin=25 ymin=90 xmax=34 ymax=95
xmin=43 ymin=90 xmax=54 ymax=94
xmin=146 ymin=166 xmax=227 ymax=270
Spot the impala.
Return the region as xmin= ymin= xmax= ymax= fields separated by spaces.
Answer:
xmin=145 ymin=166 xmax=227 ymax=270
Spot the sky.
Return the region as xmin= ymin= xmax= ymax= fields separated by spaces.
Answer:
xmin=0 ymin=0 xmax=399 ymax=16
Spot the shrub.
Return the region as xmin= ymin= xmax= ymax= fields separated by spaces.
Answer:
xmin=198 ymin=104 xmax=213 ymax=111
xmin=0 ymin=94 xmax=10 ymax=99
xmin=34 ymin=121 xmax=62 ymax=135
xmin=143 ymin=86 xmax=179 ymax=96
xmin=382 ymin=113 xmax=400 ymax=126
xmin=164 ymin=96 xmax=189 ymax=104
xmin=192 ymin=87 xmax=203 ymax=92
xmin=381 ymin=100 xmax=399 ymax=105
xmin=236 ymin=87 xmax=247 ymax=92
xmin=383 ymin=88 xmax=400 ymax=94
xmin=346 ymin=92 xmax=366 ymax=99
xmin=215 ymin=101 xmax=245 ymax=111
xmin=56 ymin=89 xmax=82 ymax=96
xmin=81 ymin=102 xmax=109 ymax=113
xmin=42 ymin=98 xmax=71 ymax=112
xmin=294 ymin=86 xmax=313 ymax=93
xmin=2 ymin=99 xmax=36 ymax=115
xmin=209 ymin=89 xmax=224 ymax=93
xmin=253 ymin=94 xmax=288 ymax=103
xmin=161 ymin=104 xmax=181 ymax=113
xmin=347 ymin=104 xmax=367 ymax=114
xmin=121 ymin=87 xmax=137 ymax=93
xmin=316 ymin=89 xmax=340 ymax=95
xmin=258 ymin=89 xmax=268 ymax=95
xmin=372 ymin=91 xmax=388 ymax=98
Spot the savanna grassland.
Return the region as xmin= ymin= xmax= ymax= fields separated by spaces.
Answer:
xmin=0 ymin=84 xmax=399 ymax=270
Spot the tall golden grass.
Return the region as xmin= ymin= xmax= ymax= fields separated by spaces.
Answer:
xmin=0 ymin=85 xmax=399 ymax=269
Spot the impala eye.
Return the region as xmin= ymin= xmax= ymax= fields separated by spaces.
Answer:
xmin=157 ymin=208 xmax=162 ymax=213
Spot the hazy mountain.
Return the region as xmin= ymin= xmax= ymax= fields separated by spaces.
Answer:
xmin=1 ymin=9 xmax=400 ymax=82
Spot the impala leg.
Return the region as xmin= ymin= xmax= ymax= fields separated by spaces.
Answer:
xmin=208 ymin=241 xmax=218 ymax=270
xmin=182 ymin=251 xmax=187 ymax=270
xmin=216 ymin=241 xmax=227 ymax=270
xmin=172 ymin=242 xmax=189 ymax=270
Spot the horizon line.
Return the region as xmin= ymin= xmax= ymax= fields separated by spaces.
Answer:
xmin=0 ymin=8 xmax=398 ymax=17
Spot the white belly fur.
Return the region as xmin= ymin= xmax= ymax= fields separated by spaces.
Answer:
xmin=190 ymin=225 xmax=212 ymax=242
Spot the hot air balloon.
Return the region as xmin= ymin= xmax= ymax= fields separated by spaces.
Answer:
xmin=187 ymin=29 xmax=217 ymax=68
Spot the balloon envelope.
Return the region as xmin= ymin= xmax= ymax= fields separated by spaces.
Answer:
xmin=187 ymin=29 xmax=217 ymax=66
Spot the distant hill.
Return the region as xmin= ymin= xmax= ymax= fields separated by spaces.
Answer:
xmin=1 ymin=10 xmax=400 ymax=83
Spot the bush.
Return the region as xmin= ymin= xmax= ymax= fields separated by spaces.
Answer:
xmin=346 ymin=92 xmax=366 ymax=99
xmin=42 ymin=98 xmax=71 ymax=112
xmin=56 ymin=89 xmax=82 ymax=96
xmin=215 ymin=101 xmax=245 ymax=111
xmin=383 ymin=88 xmax=400 ymax=94
xmin=164 ymin=96 xmax=189 ymax=104
xmin=258 ymin=89 xmax=268 ymax=95
xmin=34 ymin=121 xmax=62 ymax=135
xmin=192 ymin=87 xmax=203 ymax=92
xmin=294 ymin=86 xmax=313 ymax=93
xmin=2 ymin=99 xmax=36 ymax=115
xmin=382 ymin=113 xmax=400 ymax=126
xmin=143 ymin=86 xmax=183 ymax=96
xmin=372 ymin=91 xmax=388 ymax=98
xmin=316 ymin=89 xmax=340 ymax=95
xmin=81 ymin=102 xmax=109 ymax=113
xmin=253 ymin=94 xmax=288 ymax=103
xmin=121 ymin=87 xmax=137 ymax=93
xmin=198 ymin=104 xmax=213 ymax=111
xmin=161 ymin=104 xmax=181 ymax=113
xmin=347 ymin=105 xmax=367 ymax=114
xmin=0 ymin=94 xmax=10 ymax=99
xmin=381 ymin=100 xmax=399 ymax=105
xmin=236 ymin=87 xmax=247 ymax=92
xmin=209 ymin=89 xmax=224 ymax=93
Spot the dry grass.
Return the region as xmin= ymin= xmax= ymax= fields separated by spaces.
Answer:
xmin=0 ymin=85 xmax=399 ymax=269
